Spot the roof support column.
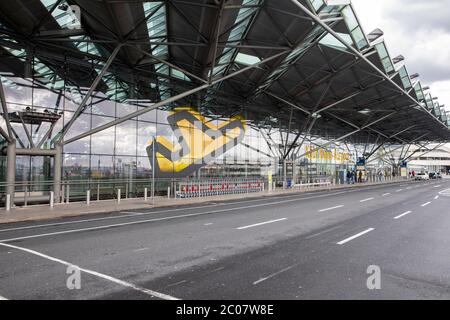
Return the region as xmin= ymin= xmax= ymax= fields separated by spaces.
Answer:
xmin=53 ymin=142 xmax=62 ymax=204
xmin=286 ymin=118 xmax=317 ymax=161
xmin=366 ymin=142 xmax=385 ymax=161
xmin=367 ymin=133 xmax=429 ymax=164
xmin=296 ymin=112 xmax=395 ymax=160
xmin=280 ymin=81 xmax=333 ymax=160
xmin=6 ymin=140 xmax=16 ymax=209
xmin=399 ymin=144 xmax=411 ymax=163
xmin=58 ymin=44 xmax=123 ymax=143
xmin=402 ymin=143 xmax=444 ymax=163
xmin=0 ymin=76 xmax=13 ymax=141
xmin=0 ymin=126 xmax=10 ymax=142
xmin=207 ymin=0 xmax=226 ymax=83
xmin=129 ymin=45 xmax=208 ymax=84
xmin=63 ymin=49 xmax=290 ymax=144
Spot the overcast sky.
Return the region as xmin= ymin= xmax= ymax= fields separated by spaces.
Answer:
xmin=351 ymin=0 xmax=450 ymax=111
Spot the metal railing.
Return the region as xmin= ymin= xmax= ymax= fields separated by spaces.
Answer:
xmin=0 ymin=174 xmax=411 ymax=210
xmin=0 ymin=178 xmax=175 ymax=208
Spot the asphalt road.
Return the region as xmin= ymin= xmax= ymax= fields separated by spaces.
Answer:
xmin=1 ymin=179 xmax=450 ymax=300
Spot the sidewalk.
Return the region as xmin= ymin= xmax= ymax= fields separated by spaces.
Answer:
xmin=0 ymin=178 xmax=416 ymax=224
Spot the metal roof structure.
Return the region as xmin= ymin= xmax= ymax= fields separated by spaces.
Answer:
xmin=1 ymin=0 xmax=450 ymax=158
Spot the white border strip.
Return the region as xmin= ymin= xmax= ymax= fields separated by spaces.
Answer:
xmin=0 ymin=242 xmax=178 ymax=300
xmin=0 ymin=193 xmax=351 ymax=243
xmin=0 ymin=191 xmax=349 ymax=233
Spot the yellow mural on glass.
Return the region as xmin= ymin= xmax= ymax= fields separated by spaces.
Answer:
xmin=146 ymin=107 xmax=246 ymax=178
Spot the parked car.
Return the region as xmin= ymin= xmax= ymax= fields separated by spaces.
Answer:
xmin=415 ymin=172 xmax=430 ymax=180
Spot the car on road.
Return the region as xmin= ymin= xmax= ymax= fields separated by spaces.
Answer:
xmin=428 ymin=172 xmax=442 ymax=179
xmin=415 ymin=172 xmax=430 ymax=180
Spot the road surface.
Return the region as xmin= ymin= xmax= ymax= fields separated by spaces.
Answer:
xmin=1 ymin=179 xmax=450 ymax=300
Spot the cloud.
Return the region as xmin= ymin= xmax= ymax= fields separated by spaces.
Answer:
xmin=351 ymin=0 xmax=450 ymax=110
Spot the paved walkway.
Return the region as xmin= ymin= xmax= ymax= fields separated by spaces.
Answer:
xmin=0 ymin=178 xmax=424 ymax=224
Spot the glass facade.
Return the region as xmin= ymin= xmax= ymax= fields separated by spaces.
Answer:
xmin=0 ymin=72 xmax=355 ymax=195
xmin=4 ymin=0 xmax=446 ymax=205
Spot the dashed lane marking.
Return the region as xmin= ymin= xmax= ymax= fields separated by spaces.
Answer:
xmin=337 ymin=228 xmax=375 ymax=245
xmin=318 ymin=205 xmax=344 ymax=212
xmin=394 ymin=211 xmax=412 ymax=220
xmin=237 ymin=218 xmax=287 ymax=230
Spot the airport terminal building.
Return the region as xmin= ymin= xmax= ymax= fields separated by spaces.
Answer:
xmin=1 ymin=0 xmax=450 ymax=204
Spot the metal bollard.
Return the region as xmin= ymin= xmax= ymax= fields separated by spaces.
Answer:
xmin=24 ymin=186 xmax=28 ymax=207
xmin=167 ymin=186 xmax=171 ymax=199
xmin=86 ymin=190 xmax=90 ymax=205
xmin=97 ymin=184 xmax=100 ymax=201
xmin=50 ymin=191 xmax=54 ymax=208
xmin=117 ymin=189 xmax=121 ymax=203
xmin=66 ymin=185 xmax=70 ymax=204
xmin=144 ymin=187 xmax=148 ymax=201
xmin=6 ymin=194 xmax=11 ymax=211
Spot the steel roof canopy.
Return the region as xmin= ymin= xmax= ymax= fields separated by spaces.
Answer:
xmin=0 ymin=0 xmax=449 ymax=145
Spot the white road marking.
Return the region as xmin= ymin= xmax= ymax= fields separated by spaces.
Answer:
xmin=133 ymin=247 xmax=149 ymax=253
xmin=359 ymin=197 xmax=374 ymax=203
xmin=439 ymin=188 xmax=450 ymax=196
xmin=0 ymin=294 xmax=8 ymax=300
xmin=0 ymin=193 xmax=356 ymax=242
xmin=0 ymin=182 xmax=412 ymax=241
xmin=0 ymin=242 xmax=178 ymax=300
xmin=421 ymin=202 xmax=431 ymax=207
xmin=0 ymin=190 xmax=352 ymax=233
xmin=253 ymin=264 xmax=297 ymax=285
xmin=435 ymin=195 xmax=439 ymax=200
xmin=394 ymin=211 xmax=412 ymax=220
xmin=237 ymin=218 xmax=287 ymax=230
xmin=396 ymin=189 xmax=403 ymax=192
xmin=0 ymin=181 xmax=411 ymax=233
xmin=204 ymin=223 xmax=213 ymax=226
xmin=382 ymin=193 xmax=391 ymax=197
xmin=434 ymin=185 xmax=442 ymax=188
xmin=406 ymin=187 xmax=412 ymax=190
xmin=337 ymin=228 xmax=375 ymax=245
xmin=318 ymin=205 xmax=344 ymax=212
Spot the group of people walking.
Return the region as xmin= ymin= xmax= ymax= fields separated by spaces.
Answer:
xmin=346 ymin=170 xmax=363 ymax=184
xmin=346 ymin=169 xmax=393 ymax=184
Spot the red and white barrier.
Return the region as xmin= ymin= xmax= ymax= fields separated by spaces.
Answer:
xmin=176 ymin=179 xmax=263 ymax=198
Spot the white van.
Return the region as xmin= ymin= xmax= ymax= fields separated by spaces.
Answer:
xmin=415 ymin=172 xmax=429 ymax=180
